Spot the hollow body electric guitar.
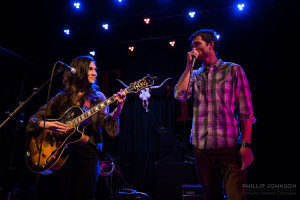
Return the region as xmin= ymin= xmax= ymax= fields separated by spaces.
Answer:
xmin=25 ymin=75 xmax=156 ymax=175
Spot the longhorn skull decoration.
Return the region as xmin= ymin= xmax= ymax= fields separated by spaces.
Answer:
xmin=116 ymin=77 xmax=173 ymax=112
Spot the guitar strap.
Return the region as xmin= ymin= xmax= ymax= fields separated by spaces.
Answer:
xmin=82 ymin=99 xmax=92 ymax=126
xmin=82 ymin=98 xmax=91 ymax=112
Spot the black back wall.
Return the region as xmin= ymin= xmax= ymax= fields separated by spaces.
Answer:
xmin=0 ymin=1 xmax=298 ymax=199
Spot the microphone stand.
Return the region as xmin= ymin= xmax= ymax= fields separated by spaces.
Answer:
xmin=0 ymin=68 xmax=63 ymax=130
xmin=0 ymin=67 xmax=64 ymax=200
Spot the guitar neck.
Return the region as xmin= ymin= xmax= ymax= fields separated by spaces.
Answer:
xmin=70 ymin=89 xmax=129 ymax=126
xmin=68 ymin=74 xmax=156 ymax=126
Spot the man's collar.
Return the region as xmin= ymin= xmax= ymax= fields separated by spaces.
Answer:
xmin=215 ymin=59 xmax=223 ymax=68
xmin=202 ymin=59 xmax=222 ymax=70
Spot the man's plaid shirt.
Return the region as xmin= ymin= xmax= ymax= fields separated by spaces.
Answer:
xmin=175 ymin=59 xmax=256 ymax=149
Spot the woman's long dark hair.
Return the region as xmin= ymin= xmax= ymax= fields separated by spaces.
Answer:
xmin=60 ymin=56 xmax=101 ymax=108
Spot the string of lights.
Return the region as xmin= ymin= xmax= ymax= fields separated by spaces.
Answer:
xmin=64 ymin=1 xmax=248 ymax=56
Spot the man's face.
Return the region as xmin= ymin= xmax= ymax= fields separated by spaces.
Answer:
xmin=191 ymin=36 xmax=211 ymax=60
xmin=87 ymin=61 xmax=97 ymax=84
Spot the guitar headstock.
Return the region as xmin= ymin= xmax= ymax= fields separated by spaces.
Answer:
xmin=125 ymin=74 xmax=157 ymax=94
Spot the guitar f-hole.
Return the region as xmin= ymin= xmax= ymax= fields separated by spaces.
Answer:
xmin=45 ymin=149 xmax=57 ymax=164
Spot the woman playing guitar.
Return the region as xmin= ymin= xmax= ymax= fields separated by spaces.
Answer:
xmin=26 ymin=56 xmax=126 ymax=200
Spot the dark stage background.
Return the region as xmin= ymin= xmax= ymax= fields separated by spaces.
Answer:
xmin=0 ymin=0 xmax=298 ymax=199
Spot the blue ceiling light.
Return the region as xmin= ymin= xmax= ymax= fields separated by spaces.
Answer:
xmin=102 ymin=24 xmax=109 ymax=30
xmin=89 ymin=51 xmax=95 ymax=56
xmin=188 ymin=11 xmax=196 ymax=18
xmin=237 ymin=3 xmax=245 ymax=11
xmin=63 ymin=29 xmax=70 ymax=35
xmin=73 ymin=2 xmax=81 ymax=9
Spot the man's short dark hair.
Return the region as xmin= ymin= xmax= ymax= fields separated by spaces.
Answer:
xmin=189 ymin=29 xmax=220 ymax=53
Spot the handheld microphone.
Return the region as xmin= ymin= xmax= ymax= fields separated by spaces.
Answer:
xmin=57 ymin=61 xmax=76 ymax=74
xmin=191 ymin=56 xmax=196 ymax=69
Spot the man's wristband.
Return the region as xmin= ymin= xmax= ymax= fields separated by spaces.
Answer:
xmin=241 ymin=142 xmax=252 ymax=148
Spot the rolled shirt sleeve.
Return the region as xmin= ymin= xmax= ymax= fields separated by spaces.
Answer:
xmin=174 ymin=70 xmax=195 ymax=101
xmin=235 ymin=66 xmax=256 ymax=124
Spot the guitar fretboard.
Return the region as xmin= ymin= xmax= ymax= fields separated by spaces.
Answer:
xmin=70 ymin=89 xmax=129 ymax=126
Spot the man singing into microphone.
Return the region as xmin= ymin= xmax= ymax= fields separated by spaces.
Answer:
xmin=27 ymin=56 xmax=126 ymax=200
xmin=174 ymin=29 xmax=256 ymax=200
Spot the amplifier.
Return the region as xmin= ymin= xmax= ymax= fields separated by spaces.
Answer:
xmin=181 ymin=184 xmax=206 ymax=200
